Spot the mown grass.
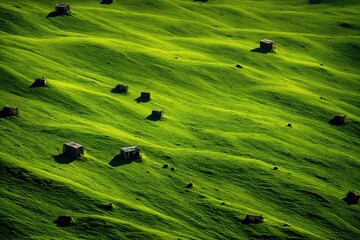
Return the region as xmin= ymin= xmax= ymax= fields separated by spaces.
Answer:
xmin=0 ymin=0 xmax=359 ymax=239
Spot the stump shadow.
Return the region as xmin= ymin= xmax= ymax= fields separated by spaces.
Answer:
xmin=109 ymin=154 xmax=133 ymax=167
xmin=329 ymin=119 xmax=346 ymax=126
xmin=54 ymin=154 xmax=76 ymax=164
xmin=110 ymin=88 xmax=127 ymax=94
xmin=250 ymin=48 xmax=271 ymax=54
xmin=242 ymin=219 xmax=250 ymax=224
xmin=53 ymin=217 xmax=75 ymax=227
xmin=241 ymin=217 xmax=263 ymax=224
xmin=343 ymin=196 xmax=358 ymax=205
xmin=97 ymin=203 xmax=113 ymax=211
xmin=145 ymin=115 xmax=161 ymax=121
xmin=135 ymin=97 xmax=150 ymax=103
xmin=343 ymin=197 xmax=351 ymax=205
xmin=29 ymin=83 xmax=38 ymax=88
xmin=46 ymin=12 xmax=70 ymax=18
xmin=308 ymin=0 xmax=329 ymax=4
xmin=0 ymin=111 xmax=17 ymax=118
xmin=29 ymin=83 xmax=47 ymax=88
xmin=0 ymin=112 xmax=9 ymax=118
xmin=100 ymin=0 xmax=113 ymax=4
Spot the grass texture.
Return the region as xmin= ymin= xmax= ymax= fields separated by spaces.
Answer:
xmin=0 ymin=0 xmax=359 ymax=239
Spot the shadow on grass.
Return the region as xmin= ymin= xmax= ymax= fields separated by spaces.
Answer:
xmin=110 ymin=88 xmax=127 ymax=94
xmin=53 ymin=154 xmax=76 ymax=164
xmin=46 ymin=12 xmax=70 ymax=18
xmin=0 ymin=113 xmax=11 ymax=118
xmin=109 ymin=154 xmax=133 ymax=167
xmin=0 ymin=109 xmax=18 ymax=118
xmin=250 ymin=48 xmax=273 ymax=54
xmin=29 ymin=83 xmax=39 ymax=88
xmin=329 ymin=119 xmax=346 ymax=126
xmin=308 ymin=0 xmax=330 ymax=4
xmin=53 ymin=216 xmax=75 ymax=227
xmin=145 ymin=115 xmax=161 ymax=121
xmin=100 ymin=0 xmax=113 ymax=4
xmin=97 ymin=202 xmax=113 ymax=211
xmin=29 ymin=82 xmax=47 ymax=88
xmin=134 ymin=97 xmax=150 ymax=103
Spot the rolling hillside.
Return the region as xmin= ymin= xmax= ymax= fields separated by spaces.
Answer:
xmin=0 ymin=0 xmax=359 ymax=239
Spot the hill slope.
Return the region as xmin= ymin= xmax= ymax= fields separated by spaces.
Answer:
xmin=0 ymin=0 xmax=359 ymax=239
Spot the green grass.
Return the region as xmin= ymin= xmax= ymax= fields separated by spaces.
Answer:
xmin=0 ymin=0 xmax=359 ymax=239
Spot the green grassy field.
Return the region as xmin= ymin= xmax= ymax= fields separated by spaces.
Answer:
xmin=0 ymin=0 xmax=359 ymax=239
